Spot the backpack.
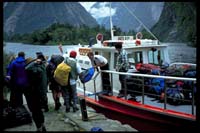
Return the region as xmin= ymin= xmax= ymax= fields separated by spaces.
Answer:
xmin=79 ymin=67 xmax=95 ymax=83
xmin=54 ymin=62 xmax=71 ymax=86
xmin=2 ymin=101 xmax=32 ymax=129
xmin=47 ymin=55 xmax=64 ymax=82
xmin=166 ymin=87 xmax=184 ymax=105
xmin=90 ymin=127 xmax=103 ymax=131
xmin=46 ymin=62 xmax=57 ymax=82
xmin=50 ymin=55 xmax=64 ymax=66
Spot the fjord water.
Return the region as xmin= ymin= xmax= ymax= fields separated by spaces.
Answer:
xmin=4 ymin=42 xmax=196 ymax=64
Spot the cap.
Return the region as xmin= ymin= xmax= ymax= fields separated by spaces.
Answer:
xmin=36 ymin=52 xmax=43 ymax=56
xmin=37 ymin=54 xmax=46 ymax=61
xmin=70 ymin=50 xmax=77 ymax=58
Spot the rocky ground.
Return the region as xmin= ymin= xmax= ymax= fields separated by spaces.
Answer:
xmin=3 ymin=93 xmax=137 ymax=132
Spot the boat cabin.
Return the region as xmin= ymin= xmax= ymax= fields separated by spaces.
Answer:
xmin=77 ymin=47 xmax=93 ymax=70
xmin=91 ymin=39 xmax=170 ymax=71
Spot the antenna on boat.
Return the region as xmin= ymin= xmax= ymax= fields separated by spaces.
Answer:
xmin=121 ymin=2 xmax=160 ymax=42
xmin=110 ymin=2 xmax=114 ymax=40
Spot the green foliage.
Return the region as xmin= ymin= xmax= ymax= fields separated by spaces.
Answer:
xmin=152 ymin=2 xmax=196 ymax=46
xmin=5 ymin=23 xmax=116 ymax=46
xmin=3 ymin=50 xmax=15 ymax=76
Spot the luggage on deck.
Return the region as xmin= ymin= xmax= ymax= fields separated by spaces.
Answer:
xmin=136 ymin=63 xmax=160 ymax=74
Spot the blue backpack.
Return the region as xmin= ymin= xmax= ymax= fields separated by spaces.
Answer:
xmin=90 ymin=127 xmax=103 ymax=132
xmin=79 ymin=67 xmax=95 ymax=83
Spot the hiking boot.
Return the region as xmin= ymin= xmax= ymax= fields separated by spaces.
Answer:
xmin=55 ymin=102 xmax=61 ymax=111
xmin=37 ymin=124 xmax=46 ymax=132
xmin=69 ymin=102 xmax=73 ymax=107
xmin=117 ymin=93 xmax=125 ymax=98
xmin=42 ymin=126 xmax=46 ymax=132
xmin=66 ymin=108 xmax=70 ymax=113
xmin=73 ymin=107 xmax=79 ymax=112
xmin=44 ymin=107 xmax=49 ymax=112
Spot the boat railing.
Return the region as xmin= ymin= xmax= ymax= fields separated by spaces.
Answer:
xmin=91 ymin=70 xmax=196 ymax=116
xmin=169 ymin=62 xmax=196 ymax=68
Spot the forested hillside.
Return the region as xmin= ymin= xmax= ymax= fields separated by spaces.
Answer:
xmin=152 ymin=2 xmax=196 ymax=46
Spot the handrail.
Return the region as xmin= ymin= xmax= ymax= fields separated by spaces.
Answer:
xmin=91 ymin=69 xmax=196 ymax=116
xmin=100 ymin=70 xmax=196 ymax=81
xmin=92 ymin=71 xmax=101 ymax=100
xmin=169 ymin=62 xmax=196 ymax=67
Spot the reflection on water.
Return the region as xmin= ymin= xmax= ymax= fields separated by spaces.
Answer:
xmin=3 ymin=42 xmax=196 ymax=63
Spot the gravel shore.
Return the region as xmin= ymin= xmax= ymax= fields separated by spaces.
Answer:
xmin=3 ymin=93 xmax=137 ymax=132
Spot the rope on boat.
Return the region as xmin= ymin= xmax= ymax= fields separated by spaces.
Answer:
xmin=121 ymin=2 xmax=160 ymax=42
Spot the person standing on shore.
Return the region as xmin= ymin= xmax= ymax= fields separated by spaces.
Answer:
xmin=87 ymin=52 xmax=112 ymax=96
xmin=114 ymin=43 xmax=129 ymax=98
xmin=25 ymin=53 xmax=48 ymax=132
xmin=58 ymin=43 xmax=73 ymax=107
xmin=6 ymin=52 xmax=29 ymax=108
xmin=64 ymin=51 xmax=82 ymax=112
xmin=46 ymin=54 xmax=64 ymax=110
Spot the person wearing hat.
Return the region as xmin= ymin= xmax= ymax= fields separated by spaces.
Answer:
xmin=62 ymin=50 xmax=82 ymax=112
xmin=25 ymin=52 xmax=49 ymax=131
xmin=35 ymin=52 xmax=49 ymax=112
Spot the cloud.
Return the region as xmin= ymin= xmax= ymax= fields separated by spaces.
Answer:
xmin=79 ymin=2 xmax=96 ymax=11
xmin=80 ymin=2 xmax=116 ymax=19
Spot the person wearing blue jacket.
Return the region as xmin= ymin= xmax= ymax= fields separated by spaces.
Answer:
xmin=6 ymin=52 xmax=29 ymax=108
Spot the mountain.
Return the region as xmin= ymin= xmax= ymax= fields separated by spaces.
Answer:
xmin=3 ymin=2 xmax=98 ymax=35
xmin=90 ymin=2 xmax=164 ymax=32
xmin=151 ymin=2 xmax=196 ymax=44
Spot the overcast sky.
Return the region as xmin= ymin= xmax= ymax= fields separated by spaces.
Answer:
xmin=79 ymin=2 xmax=116 ymax=19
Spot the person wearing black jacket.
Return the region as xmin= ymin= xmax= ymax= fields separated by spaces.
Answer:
xmin=25 ymin=53 xmax=47 ymax=132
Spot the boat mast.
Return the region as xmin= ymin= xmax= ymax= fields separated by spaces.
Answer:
xmin=121 ymin=2 xmax=159 ymax=42
xmin=110 ymin=2 xmax=114 ymax=40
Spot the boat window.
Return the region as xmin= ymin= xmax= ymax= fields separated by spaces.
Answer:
xmin=118 ymin=36 xmax=124 ymax=40
xmin=84 ymin=61 xmax=90 ymax=65
xmin=114 ymin=52 xmax=118 ymax=67
xmin=148 ymin=49 xmax=163 ymax=65
xmin=134 ymin=52 xmax=143 ymax=63
xmin=94 ymin=51 xmax=98 ymax=55
xmin=78 ymin=60 xmax=83 ymax=64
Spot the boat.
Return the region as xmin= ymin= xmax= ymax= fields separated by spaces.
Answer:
xmin=76 ymin=2 xmax=197 ymax=131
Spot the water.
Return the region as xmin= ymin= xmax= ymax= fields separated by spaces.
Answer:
xmin=3 ymin=42 xmax=79 ymax=59
xmin=3 ymin=42 xmax=196 ymax=64
xmin=165 ymin=43 xmax=196 ymax=64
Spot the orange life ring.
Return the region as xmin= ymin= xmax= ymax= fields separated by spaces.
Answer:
xmin=136 ymin=32 xmax=143 ymax=39
xmin=96 ymin=33 xmax=103 ymax=41
xmin=135 ymin=39 xmax=141 ymax=46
